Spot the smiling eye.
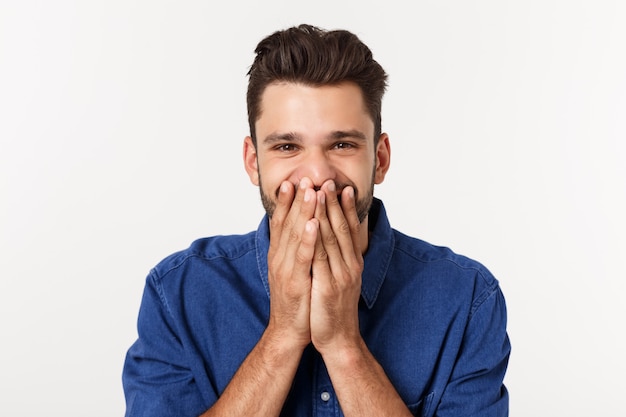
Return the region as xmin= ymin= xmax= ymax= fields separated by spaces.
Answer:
xmin=335 ymin=142 xmax=354 ymax=150
xmin=276 ymin=143 xmax=297 ymax=152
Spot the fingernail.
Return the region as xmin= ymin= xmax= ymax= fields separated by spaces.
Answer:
xmin=281 ymin=182 xmax=289 ymax=193
xmin=327 ymin=181 xmax=336 ymax=192
xmin=347 ymin=186 xmax=354 ymax=198
xmin=304 ymin=188 xmax=313 ymax=202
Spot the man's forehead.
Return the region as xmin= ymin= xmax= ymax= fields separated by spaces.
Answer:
xmin=256 ymin=82 xmax=374 ymax=139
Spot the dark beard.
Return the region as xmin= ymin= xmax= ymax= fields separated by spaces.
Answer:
xmin=259 ymin=174 xmax=375 ymax=224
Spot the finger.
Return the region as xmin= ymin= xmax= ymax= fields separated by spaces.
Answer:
xmin=268 ymin=181 xmax=295 ymax=252
xmin=295 ymin=218 xmax=319 ymax=278
xmin=272 ymin=178 xmax=317 ymax=283
xmin=278 ymin=177 xmax=316 ymax=250
xmin=312 ymin=190 xmax=333 ymax=277
xmin=314 ymin=181 xmax=356 ymax=283
xmin=321 ymin=181 xmax=359 ymax=262
xmin=315 ymin=186 xmax=341 ymax=263
xmin=339 ymin=185 xmax=363 ymax=259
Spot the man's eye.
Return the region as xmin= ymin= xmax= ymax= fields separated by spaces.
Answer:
xmin=277 ymin=144 xmax=297 ymax=152
xmin=335 ymin=142 xmax=354 ymax=150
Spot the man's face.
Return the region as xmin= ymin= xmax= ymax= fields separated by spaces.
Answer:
xmin=244 ymin=81 xmax=389 ymax=222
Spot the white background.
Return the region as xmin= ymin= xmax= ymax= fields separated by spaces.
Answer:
xmin=1 ymin=1 xmax=624 ymax=416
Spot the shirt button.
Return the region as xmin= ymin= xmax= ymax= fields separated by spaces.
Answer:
xmin=320 ymin=391 xmax=331 ymax=402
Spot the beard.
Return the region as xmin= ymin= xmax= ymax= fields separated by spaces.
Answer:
xmin=259 ymin=170 xmax=376 ymax=224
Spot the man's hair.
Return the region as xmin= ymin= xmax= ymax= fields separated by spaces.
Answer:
xmin=246 ymin=24 xmax=388 ymax=145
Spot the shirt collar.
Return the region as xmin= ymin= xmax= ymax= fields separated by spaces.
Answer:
xmin=255 ymin=198 xmax=394 ymax=309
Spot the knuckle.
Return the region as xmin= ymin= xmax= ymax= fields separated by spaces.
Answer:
xmin=295 ymin=249 xmax=311 ymax=265
xmin=268 ymin=259 xmax=282 ymax=275
xmin=328 ymin=194 xmax=341 ymax=207
xmin=338 ymin=219 xmax=351 ymax=234
xmin=269 ymin=216 xmax=282 ymax=229
xmin=349 ymin=255 xmax=364 ymax=269
xmin=282 ymin=215 xmax=295 ymax=230
xmin=315 ymin=248 xmax=328 ymax=261
xmin=323 ymin=233 xmax=338 ymax=247
xmin=288 ymin=228 xmax=300 ymax=244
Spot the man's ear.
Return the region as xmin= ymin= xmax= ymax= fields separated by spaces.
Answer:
xmin=374 ymin=133 xmax=391 ymax=184
xmin=243 ymin=136 xmax=260 ymax=186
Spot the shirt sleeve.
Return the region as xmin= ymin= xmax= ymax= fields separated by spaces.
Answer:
xmin=122 ymin=272 xmax=211 ymax=417
xmin=435 ymin=282 xmax=511 ymax=417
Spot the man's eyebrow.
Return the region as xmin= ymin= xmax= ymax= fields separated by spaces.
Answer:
xmin=329 ymin=129 xmax=368 ymax=141
xmin=262 ymin=132 xmax=302 ymax=145
xmin=261 ymin=129 xmax=368 ymax=145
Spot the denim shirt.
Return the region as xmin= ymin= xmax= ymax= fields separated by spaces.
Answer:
xmin=123 ymin=198 xmax=510 ymax=416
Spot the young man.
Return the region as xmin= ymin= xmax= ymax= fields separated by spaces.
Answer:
xmin=123 ymin=24 xmax=510 ymax=416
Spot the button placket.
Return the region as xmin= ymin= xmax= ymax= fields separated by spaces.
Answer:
xmin=313 ymin=351 xmax=339 ymax=415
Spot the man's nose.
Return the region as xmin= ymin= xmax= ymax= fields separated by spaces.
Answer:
xmin=298 ymin=150 xmax=335 ymax=188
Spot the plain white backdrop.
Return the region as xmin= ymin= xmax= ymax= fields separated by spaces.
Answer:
xmin=1 ymin=1 xmax=624 ymax=415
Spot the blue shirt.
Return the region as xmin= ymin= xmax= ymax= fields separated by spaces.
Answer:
xmin=123 ymin=198 xmax=510 ymax=416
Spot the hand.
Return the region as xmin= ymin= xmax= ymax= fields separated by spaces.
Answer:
xmin=265 ymin=178 xmax=319 ymax=350
xmin=309 ymin=180 xmax=364 ymax=354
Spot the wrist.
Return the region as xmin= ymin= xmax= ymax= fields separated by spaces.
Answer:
xmin=318 ymin=337 xmax=368 ymax=372
xmin=262 ymin=322 xmax=310 ymax=360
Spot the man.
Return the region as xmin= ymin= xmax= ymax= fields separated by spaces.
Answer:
xmin=123 ymin=24 xmax=510 ymax=416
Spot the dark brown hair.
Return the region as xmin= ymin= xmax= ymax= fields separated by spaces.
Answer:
xmin=246 ymin=24 xmax=388 ymax=145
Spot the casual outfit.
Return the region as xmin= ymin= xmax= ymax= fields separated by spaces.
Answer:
xmin=123 ymin=198 xmax=510 ymax=416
